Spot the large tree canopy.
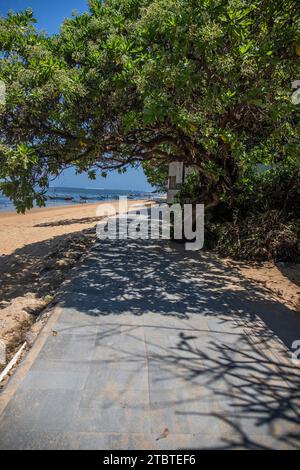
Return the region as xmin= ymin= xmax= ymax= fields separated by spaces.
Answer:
xmin=0 ymin=0 xmax=299 ymax=211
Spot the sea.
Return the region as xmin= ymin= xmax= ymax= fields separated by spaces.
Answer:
xmin=0 ymin=187 xmax=151 ymax=212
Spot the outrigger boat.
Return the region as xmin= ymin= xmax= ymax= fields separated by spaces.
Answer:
xmin=48 ymin=196 xmax=74 ymax=201
xmin=80 ymin=195 xmax=94 ymax=200
xmin=80 ymin=195 xmax=105 ymax=201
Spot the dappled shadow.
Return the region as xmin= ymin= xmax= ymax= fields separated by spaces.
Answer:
xmin=157 ymin=331 xmax=300 ymax=449
xmin=61 ymin=234 xmax=300 ymax=351
xmin=51 ymin=306 xmax=300 ymax=448
xmin=0 ymin=228 xmax=95 ymax=304
xmin=231 ymin=258 xmax=300 ymax=308
xmin=54 ymin=315 xmax=300 ymax=449
xmin=1 ymin=210 xmax=300 ymax=449
xmin=34 ymin=216 xmax=104 ymax=228
xmin=55 ymin=226 xmax=300 ymax=449
xmin=0 ymin=207 xmax=151 ymax=303
xmin=277 ymin=262 xmax=300 ymax=289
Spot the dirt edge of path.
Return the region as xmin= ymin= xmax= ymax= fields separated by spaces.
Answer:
xmin=224 ymin=259 xmax=300 ymax=313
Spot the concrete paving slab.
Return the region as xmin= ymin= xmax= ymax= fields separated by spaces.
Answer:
xmin=0 ymin=238 xmax=300 ymax=449
xmin=0 ymin=389 xmax=81 ymax=434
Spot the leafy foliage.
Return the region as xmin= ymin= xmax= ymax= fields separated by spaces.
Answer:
xmin=208 ymin=210 xmax=300 ymax=261
xmin=203 ymin=163 xmax=300 ymax=260
xmin=0 ymin=1 xmax=299 ymax=211
xmin=142 ymin=160 xmax=168 ymax=191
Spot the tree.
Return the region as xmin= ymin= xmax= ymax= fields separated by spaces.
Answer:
xmin=0 ymin=0 xmax=299 ymax=212
xmin=142 ymin=160 xmax=168 ymax=191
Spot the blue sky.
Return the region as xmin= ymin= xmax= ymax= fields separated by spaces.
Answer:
xmin=0 ymin=0 xmax=152 ymax=191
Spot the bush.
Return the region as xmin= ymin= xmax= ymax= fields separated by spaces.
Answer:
xmin=234 ymin=165 xmax=300 ymax=221
xmin=206 ymin=210 xmax=300 ymax=261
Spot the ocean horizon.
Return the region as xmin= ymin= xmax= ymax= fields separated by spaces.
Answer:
xmin=0 ymin=186 xmax=150 ymax=212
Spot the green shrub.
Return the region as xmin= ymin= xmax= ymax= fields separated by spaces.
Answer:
xmin=207 ymin=210 xmax=299 ymax=261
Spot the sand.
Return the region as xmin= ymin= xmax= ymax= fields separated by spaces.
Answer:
xmin=0 ymin=200 xmax=152 ymax=371
xmin=0 ymin=200 xmax=150 ymax=255
xmin=237 ymin=261 xmax=300 ymax=311
xmin=222 ymin=258 xmax=300 ymax=312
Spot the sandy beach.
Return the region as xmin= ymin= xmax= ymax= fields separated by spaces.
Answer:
xmin=0 ymin=200 xmax=152 ymax=371
xmin=0 ymin=200 xmax=150 ymax=255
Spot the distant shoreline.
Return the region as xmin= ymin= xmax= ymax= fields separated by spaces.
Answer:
xmin=0 ymin=189 xmax=151 ymax=213
xmin=0 ymin=198 xmax=152 ymax=214
xmin=0 ymin=201 xmax=101 ymax=217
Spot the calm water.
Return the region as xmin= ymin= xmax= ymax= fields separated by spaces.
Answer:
xmin=0 ymin=187 xmax=150 ymax=212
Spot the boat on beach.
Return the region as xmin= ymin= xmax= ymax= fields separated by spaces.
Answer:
xmin=48 ymin=196 xmax=74 ymax=201
xmin=80 ymin=195 xmax=105 ymax=201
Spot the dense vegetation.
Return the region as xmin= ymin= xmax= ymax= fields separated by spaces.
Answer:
xmin=0 ymin=0 xmax=299 ymax=258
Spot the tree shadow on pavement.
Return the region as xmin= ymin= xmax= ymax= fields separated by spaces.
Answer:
xmin=163 ymin=331 xmax=300 ymax=449
xmin=61 ymin=238 xmax=300 ymax=350
xmin=57 ymin=237 xmax=300 ymax=449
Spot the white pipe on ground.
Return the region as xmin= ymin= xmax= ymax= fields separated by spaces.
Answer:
xmin=0 ymin=342 xmax=27 ymax=384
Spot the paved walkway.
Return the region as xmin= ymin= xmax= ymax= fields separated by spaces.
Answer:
xmin=0 ymin=236 xmax=300 ymax=449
